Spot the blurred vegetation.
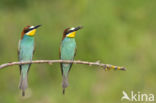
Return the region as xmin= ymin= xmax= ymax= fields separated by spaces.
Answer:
xmin=0 ymin=0 xmax=156 ymax=103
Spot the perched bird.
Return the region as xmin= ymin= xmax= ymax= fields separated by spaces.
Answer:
xmin=18 ymin=25 xmax=41 ymax=96
xmin=60 ymin=26 xmax=82 ymax=94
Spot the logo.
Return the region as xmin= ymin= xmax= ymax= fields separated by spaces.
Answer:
xmin=121 ymin=91 xmax=154 ymax=102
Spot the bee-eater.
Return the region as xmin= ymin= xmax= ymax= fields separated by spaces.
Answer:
xmin=18 ymin=25 xmax=41 ymax=96
xmin=60 ymin=26 xmax=82 ymax=94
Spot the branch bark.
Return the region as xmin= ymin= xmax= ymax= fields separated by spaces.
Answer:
xmin=0 ymin=60 xmax=126 ymax=71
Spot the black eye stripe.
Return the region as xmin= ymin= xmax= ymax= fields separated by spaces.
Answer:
xmin=66 ymin=30 xmax=74 ymax=35
xmin=24 ymin=28 xmax=34 ymax=33
xmin=24 ymin=29 xmax=29 ymax=33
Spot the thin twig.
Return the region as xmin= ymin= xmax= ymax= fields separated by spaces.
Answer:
xmin=0 ymin=60 xmax=126 ymax=71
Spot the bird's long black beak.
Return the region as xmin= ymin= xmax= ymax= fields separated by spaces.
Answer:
xmin=29 ymin=25 xmax=41 ymax=31
xmin=34 ymin=25 xmax=41 ymax=29
xmin=73 ymin=26 xmax=83 ymax=31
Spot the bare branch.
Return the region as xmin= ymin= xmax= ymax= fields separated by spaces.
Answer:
xmin=0 ymin=60 xmax=126 ymax=71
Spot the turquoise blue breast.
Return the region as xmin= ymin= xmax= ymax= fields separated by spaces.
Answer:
xmin=19 ymin=35 xmax=34 ymax=61
xmin=61 ymin=37 xmax=76 ymax=60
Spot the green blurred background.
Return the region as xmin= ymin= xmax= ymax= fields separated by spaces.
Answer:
xmin=0 ymin=0 xmax=156 ymax=103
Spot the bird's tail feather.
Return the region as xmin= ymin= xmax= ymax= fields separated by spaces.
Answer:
xmin=19 ymin=73 xmax=28 ymax=96
xmin=62 ymin=74 xmax=68 ymax=95
xmin=63 ymin=88 xmax=65 ymax=95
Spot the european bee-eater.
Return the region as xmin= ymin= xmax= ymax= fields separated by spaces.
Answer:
xmin=60 ymin=26 xmax=82 ymax=94
xmin=18 ymin=25 xmax=41 ymax=96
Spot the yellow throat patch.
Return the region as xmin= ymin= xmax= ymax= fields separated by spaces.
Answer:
xmin=67 ymin=32 xmax=76 ymax=38
xmin=26 ymin=29 xmax=37 ymax=36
